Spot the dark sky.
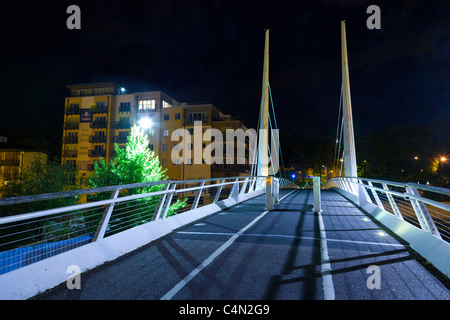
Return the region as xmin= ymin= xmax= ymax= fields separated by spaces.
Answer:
xmin=1 ymin=0 xmax=449 ymax=143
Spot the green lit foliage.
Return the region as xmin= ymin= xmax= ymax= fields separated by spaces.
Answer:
xmin=87 ymin=125 xmax=186 ymax=234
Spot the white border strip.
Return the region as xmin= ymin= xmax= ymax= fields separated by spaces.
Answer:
xmin=317 ymin=210 xmax=335 ymax=300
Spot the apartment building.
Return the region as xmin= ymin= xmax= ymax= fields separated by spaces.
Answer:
xmin=61 ymin=82 xmax=251 ymax=184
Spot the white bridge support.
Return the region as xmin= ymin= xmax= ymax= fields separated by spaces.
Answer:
xmin=257 ymin=29 xmax=270 ymax=178
xmin=340 ymin=21 xmax=358 ymax=180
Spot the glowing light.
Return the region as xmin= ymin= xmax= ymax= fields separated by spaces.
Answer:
xmin=121 ymin=87 xmax=126 ymax=92
xmin=440 ymin=157 xmax=447 ymax=162
xmin=138 ymin=117 xmax=152 ymax=129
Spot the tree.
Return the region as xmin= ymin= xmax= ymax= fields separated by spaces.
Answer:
xmin=87 ymin=125 xmax=186 ymax=234
xmin=0 ymin=157 xmax=79 ymax=249
xmin=1 ymin=156 xmax=78 ymax=214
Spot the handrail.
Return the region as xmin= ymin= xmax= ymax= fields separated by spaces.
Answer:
xmin=0 ymin=176 xmax=272 ymax=276
xmin=326 ymin=177 xmax=450 ymax=242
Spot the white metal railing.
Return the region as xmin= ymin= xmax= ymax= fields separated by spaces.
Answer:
xmin=326 ymin=177 xmax=450 ymax=242
xmin=0 ymin=176 xmax=296 ymax=275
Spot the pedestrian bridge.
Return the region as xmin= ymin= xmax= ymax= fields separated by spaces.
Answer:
xmin=0 ymin=176 xmax=449 ymax=300
xmin=1 ymin=23 xmax=450 ymax=300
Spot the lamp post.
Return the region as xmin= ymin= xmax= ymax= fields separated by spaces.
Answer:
xmin=438 ymin=156 xmax=447 ymax=186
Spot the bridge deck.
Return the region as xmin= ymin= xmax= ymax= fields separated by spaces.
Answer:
xmin=35 ymin=189 xmax=450 ymax=300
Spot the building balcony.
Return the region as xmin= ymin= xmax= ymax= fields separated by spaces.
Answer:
xmin=118 ymin=106 xmax=131 ymax=113
xmin=88 ymin=149 xmax=106 ymax=158
xmin=114 ymin=120 xmax=131 ymax=129
xmin=63 ymin=136 xmax=78 ymax=144
xmin=63 ymin=150 xmax=78 ymax=158
xmin=89 ymin=135 xmax=107 ymax=143
xmin=185 ymin=116 xmax=209 ymax=126
xmin=90 ymin=105 xmax=108 ymax=113
xmin=65 ymin=107 xmax=80 ymax=115
xmin=0 ymin=159 xmax=20 ymax=166
xmin=90 ymin=120 xmax=107 ymax=129
xmin=64 ymin=122 xmax=80 ymax=130
xmin=112 ymin=136 xmax=128 ymax=144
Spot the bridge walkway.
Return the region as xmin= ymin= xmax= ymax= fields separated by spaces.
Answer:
xmin=35 ymin=189 xmax=450 ymax=300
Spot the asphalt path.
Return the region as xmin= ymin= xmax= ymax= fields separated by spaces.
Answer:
xmin=35 ymin=189 xmax=450 ymax=300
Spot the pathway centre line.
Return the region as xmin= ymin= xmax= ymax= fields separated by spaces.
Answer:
xmin=160 ymin=189 xmax=297 ymax=300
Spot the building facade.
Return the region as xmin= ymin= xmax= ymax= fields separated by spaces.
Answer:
xmin=62 ymin=82 xmax=251 ymax=184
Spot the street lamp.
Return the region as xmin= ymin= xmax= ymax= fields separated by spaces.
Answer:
xmin=138 ymin=117 xmax=152 ymax=129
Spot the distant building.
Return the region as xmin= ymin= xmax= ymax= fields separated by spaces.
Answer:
xmin=0 ymin=149 xmax=48 ymax=197
xmin=61 ymin=82 xmax=250 ymax=184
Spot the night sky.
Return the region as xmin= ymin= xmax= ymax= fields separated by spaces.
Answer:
xmin=1 ymin=0 xmax=449 ymax=146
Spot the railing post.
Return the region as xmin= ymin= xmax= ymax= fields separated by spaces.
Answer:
xmin=191 ymin=181 xmax=205 ymax=210
xmin=266 ymin=176 xmax=274 ymax=210
xmin=229 ymin=178 xmax=240 ymax=202
xmin=357 ymin=179 xmax=371 ymax=207
xmin=382 ymin=183 xmax=403 ymax=220
xmin=405 ymin=186 xmax=442 ymax=238
xmin=368 ymin=181 xmax=384 ymax=210
xmin=240 ymin=177 xmax=249 ymax=195
xmin=214 ymin=179 xmax=226 ymax=203
xmin=92 ymin=188 xmax=120 ymax=242
xmin=313 ymin=176 xmax=321 ymax=213
xmin=273 ymin=178 xmax=279 ymax=203
xmin=153 ymin=183 xmax=172 ymax=220
xmin=249 ymin=177 xmax=256 ymax=192
xmin=160 ymin=183 xmax=177 ymax=219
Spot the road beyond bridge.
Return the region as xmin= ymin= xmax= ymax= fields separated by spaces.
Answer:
xmin=35 ymin=189 xmax=450 ymax=300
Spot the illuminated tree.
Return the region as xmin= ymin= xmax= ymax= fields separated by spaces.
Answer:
xmin=87 ymin=125 xmax=186 ymax=233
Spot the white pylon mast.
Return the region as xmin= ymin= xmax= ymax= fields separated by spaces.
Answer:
xmin=257 ymin=29 xmax=270 ymax=177
xmin=341 ymin=21 xmax=358 ymax=177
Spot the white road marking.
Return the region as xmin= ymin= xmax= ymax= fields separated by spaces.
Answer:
xmin=174 ymin=231 xmax=404 ymax=247
xmin=317 ymin=210 xmax=335 ymax=300
xmin=160 ymin=189 xmax=296 ymax=300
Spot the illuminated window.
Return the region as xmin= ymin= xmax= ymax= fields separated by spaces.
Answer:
xmin=163 ymin=129 xmax=169 ymax=136
xmin=138 ymin=100 xmax=155 ymax=110
xmin=162 ymin=101 xmax=172 ymax=108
